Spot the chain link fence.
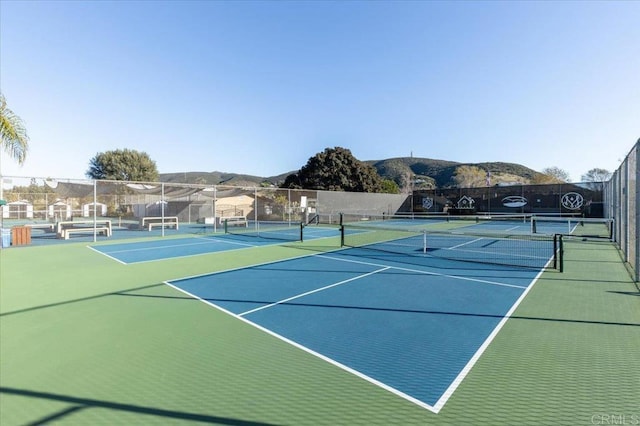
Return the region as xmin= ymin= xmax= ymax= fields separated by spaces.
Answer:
xmin=3 ymin=164 xmax=633 ymax=276
xmin=0 ymin=177 xmax=409 ymax=244
xmin=604 ymin=141 xmax=639 ymax=282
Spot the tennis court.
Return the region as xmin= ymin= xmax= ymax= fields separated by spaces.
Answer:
xmin=168 ymin=241 xmax=546 ymax=412
xmin=1 ymin=214 xmax=638 ymax=425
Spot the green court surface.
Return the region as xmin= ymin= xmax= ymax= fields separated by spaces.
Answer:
xmin=1 ymin=235 xmax=638 ymax=425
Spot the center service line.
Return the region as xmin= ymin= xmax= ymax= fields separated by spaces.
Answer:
xmin=238 ymin=267 xmax=391 ymax=317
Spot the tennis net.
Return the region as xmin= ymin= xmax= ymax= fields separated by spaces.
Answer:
xmin=225 ymin=220 xmax=304 ymax=242
xmin=531 ymin=215 xmax=614 ymax=240
xmin=445 ymin=213 xmax=532 ymax=225
xmin=340 ymin=222 xmax=563 ymax=271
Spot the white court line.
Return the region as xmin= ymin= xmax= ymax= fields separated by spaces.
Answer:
xmin=204 ymin=237 xmax=258 ymax=248
xmin=87 ymin=245 xmax=128 ymax=265
xmin=164 ymin=248 xmax=544 ymax=413
xmin=238 ymin=267 xmax=390 ymax=316
xmin=87 ymin=236 xmax=264 ymax=264
xmin=447 ymin=237 xmax=484 ymax=250
xmin=431 ymin=265 xmax=547 ymax=412
xmin=164 ymin=278 xmax=439 ymax=413
xmin=102 ymin=237 xmax=253 ymax=254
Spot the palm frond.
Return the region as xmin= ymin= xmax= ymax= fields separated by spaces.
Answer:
xmin=0 ymin=93 xmax=30 ymax=165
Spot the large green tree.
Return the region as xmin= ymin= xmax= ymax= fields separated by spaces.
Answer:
xmin=86 ymin=148 xmax=159 ymax=181
xmin=0 ymin=93 xmax=29 ymax=165
xmin=281 ymin=147 xmax=385 ymax=192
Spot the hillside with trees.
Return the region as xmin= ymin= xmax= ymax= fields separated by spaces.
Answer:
xmin=366 ymin=158 xmax=544 ymax=190
xmin=161 ymin=155 xmax=549 ymax=190
xmin=160 ymin=171 xmax=270 ymax=187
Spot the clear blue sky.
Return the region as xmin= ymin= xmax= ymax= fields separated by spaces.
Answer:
xmin=1 ymin=0 xmax=638 ymax=182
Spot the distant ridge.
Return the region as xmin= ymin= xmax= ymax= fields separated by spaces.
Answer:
xmin=368 ymin=157 xmax=541 ymax=188
xmin=160 ymin=157 xmax=544 ymax=188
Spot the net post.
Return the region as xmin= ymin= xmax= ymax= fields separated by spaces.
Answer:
xmin=340 ymin=224 xmax=345 ymax=247
xmin=608 ymin=219 xmax=614 ymax=241
xmin=558 ymin=234 xmax=564 ymax=272
xmin=224 ymin=219 xmax=228 ymax=234
xmin=423 ymin=230 xmax=427 ymax=253
xmin=553 ymin=233 xmax=558 ymax=269
xmin=300 ymin=222 xmax=304 ymax=242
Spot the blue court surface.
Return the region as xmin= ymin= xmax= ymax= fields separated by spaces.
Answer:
xmin=91 ymin=226 xmax=340 ymax=263
xmin=166 ymin=246 xmax=545 ymax=413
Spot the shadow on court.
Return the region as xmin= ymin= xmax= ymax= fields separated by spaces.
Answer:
xmin=111 ymin=292 xmax=640 ymax=328
xmin=0 ymin=386 xmax=278 ymax=426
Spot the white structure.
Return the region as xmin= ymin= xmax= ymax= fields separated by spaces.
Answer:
xmin=48 ymin=200 xmax=72 ymax=220
xmin=82 ymin=202 xmax=107 ymax=217
xmin=2 ymin=200 xmax=34 ymax=219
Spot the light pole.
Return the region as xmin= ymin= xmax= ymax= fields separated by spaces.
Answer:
xmin=410 ymin=175 xmax=415 ymax=214
xmin=486 ymin=170 xmax=491 ymax=214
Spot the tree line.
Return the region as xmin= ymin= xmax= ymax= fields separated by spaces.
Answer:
xmin=81 ymin=147 xmax=612 ymax=193
xmin=0 ymin=93 xmax=615 ymax=193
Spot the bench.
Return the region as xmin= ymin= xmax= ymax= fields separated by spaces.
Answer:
xmin=25 ymin=223 xmax=56 ymax=232
xmin=56 ymin=220 xmax=112 ymax=239
xmin=61 ymin=226 xmax=111 ymax=240
xmin=223 ymin=216 xmax=248 ymax=227
xmin=141 ymin=216 xmax=179 ymax=231
xmin=147 ymin=221 xmax=179 ymax=231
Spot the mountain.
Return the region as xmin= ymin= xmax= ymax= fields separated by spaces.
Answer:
xmin=160 ymin=157 xmax=543 ymax=188
xmin=368 ymin=158 xmax=542 ymax=188
xmin=160 ymin=171 xmax=273 ymax=187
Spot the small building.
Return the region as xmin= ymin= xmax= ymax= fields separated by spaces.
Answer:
xmin=2 ymin=200 xmax=34 ymax=219
xmin=82 ymin=202 xmax=107 ymax=217
xmin=48 ymin=200 xmax=72 ymax=220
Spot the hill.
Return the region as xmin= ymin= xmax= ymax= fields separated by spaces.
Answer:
xmin=160 ymin=171 xmax=272 ymax=187
xmin=368 ymin=158 xmax=542 ymax=189
xmin=160 ymin=157 xmax=543 ymax=188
